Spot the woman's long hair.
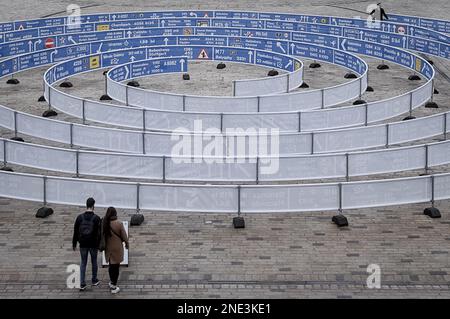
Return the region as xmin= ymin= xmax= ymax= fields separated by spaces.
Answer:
xmin=103 ymin=207 xmax=117 ymax=238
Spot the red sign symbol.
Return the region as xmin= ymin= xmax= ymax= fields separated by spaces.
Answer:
xmin=45 ymin=38 xmax=55 ymax=48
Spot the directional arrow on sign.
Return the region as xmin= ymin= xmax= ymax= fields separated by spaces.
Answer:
xmin=360 ymin=30 xmax=364 ymax=40
xmin=164 ymin=37 xmax=169 ymax=45
xmin=248 ymin=50 xmax=254 ymax=63
xmin=402 ymin=36 xmax=407 ymax=48
xmin=34 ymin=39 xmax=42 ymax=51
xmin=161 ymin=20 xmax=166 ymax=27
xmin=341 ymin=38 xmax=347 ymax=50
xmin=190 ymin=12 xmax=197 ymax=17
xmin=112 ymin=15 xmax=117 ymax=21
xmin=410 ymin=56 xmax=415 ymax=69
xmin=130 ymin=56 xmax=136 ymax=62
xmin=124 ymin=65 xmax=129 ymax=79
xmin=285 ymin=60 xmax=293 ymax=69
xmin=68 ymin=36 xmax=77 ymax=45
xmin=290 ymin=43 xmax=295 ymax=55
xmin=422 ymin=62 xmax=427 ymax=73
xmin=50 ymin=49 xmax=58 ymax=62
xmin=97 ymin=43 xmax=103 ymax=53
xmin=127 ymin=31 xmax=133 ymax=38
xmin=180 ymin=58 xmax=185 ymax=71
xmin=332 ymin=18 xmax=337 ymax=25
xmin=276 ymin=42 xmax=286 ymax=53
xmin=28 ymin=40 xmax=32 ymax=52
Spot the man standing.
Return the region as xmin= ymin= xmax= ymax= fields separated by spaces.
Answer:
xmin=72 ymin=197 xmax=101 ymax=291
xmin=370 ymin=3 xmax=389 ymax=21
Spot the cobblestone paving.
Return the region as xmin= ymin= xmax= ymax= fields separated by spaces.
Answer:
xmin=0 ymin=0 xmax=450 ymax=298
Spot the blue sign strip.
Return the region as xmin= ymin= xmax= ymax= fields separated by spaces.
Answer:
xmin=0 ymin=17 xmax=448 ymax=63
xmin=47 ymin=45 xmax=299 ymax=84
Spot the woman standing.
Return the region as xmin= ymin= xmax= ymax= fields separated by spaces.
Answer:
xmin=103 ymin=207 xmax=129 ymax=294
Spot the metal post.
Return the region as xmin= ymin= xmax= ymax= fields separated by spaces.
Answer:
xmin=256 ymin=157 xmax=259 ymax=185
xmin=385 ymin=124 xmax=390 ymax=148
xmin=162 ymin=156 xmax=166 ymax=183
xmin=232 ymin=81 xmax=236 ymax=97
xmin=257 ymin=96 xmax=260 ymax=113
xmin=286 ymin=74 xmax=290 ymax=93
xmin=364 ymin=103 xmax=369 ymax=126
xmin=345 ymin=153 xmax=349 ymax=182
xmin=142 ymin=109 xmax=146 ymax=131
xmin=75 ymin=150 xmax=80 ymax=177
xmin=183 ymin=95 xmax=186 ymax=112
xmin=104 ymin=73 xmax=108 ymax=96
xmin=48 ymin=86 xmax=52 ymax=108
xmin=82 ymin=100 xmax=86 ymax=125
xmin=237 ymin=185 xmax=241 ymax=216
xmin=125 ymin=85 xmax=129 ymax=106
xmin=43 ymin=176 xmax=47 ymax=207
xmin=136 ymin=183 xmax=140 ymax=213
xmin=338 ymin=183 xmax=343 ymax=215
xmin=444 ymin=113 xmax=448 ymax=141
xmin=359 ymin=77 xmax=363 ymax=99
xmin=2 ymin=140 xmax=7 ymax=167
xmin=311 ymin=132 xmax=314 ymax=155
xmin=298 ymin=111 xmax=302 ymax=132
xmin=425 ymin=144 xmax=429 ymax=175
xmin=13 ymin=111 xmax=18 ymax=138
xmin=321 ymin=89 xmax=325 ymax=109
xmin=69 ymin=123 xmax=74 ymax=148
xmin=220 ymin=113 xmax=224 ymax=133
xmin=409 ymin=92 xmax=413 ymax=116
xmin=431 ymin=79 xmax=435 ymax=102
xmin=430 ymin=175 xmax=435 ymax=208
xmin=142 ymin=132 xmax=146 ymax=154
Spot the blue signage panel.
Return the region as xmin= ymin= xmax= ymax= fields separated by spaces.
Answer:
xmin=177 ymin=36 xmax=227 ymax=46
xmin=291 ymin=42 xmax=335 ymax=64
xmin=228 ymin=37 xmax=288 ymax=54
xmin=255 ymin=50 xmax=294 ymax=71
xmin=214 ymin=47 xmax=254 ymax=63
xmin=291 ymin=32 xmax=338 ymax=48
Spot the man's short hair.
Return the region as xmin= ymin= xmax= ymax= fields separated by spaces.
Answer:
xmin=86 ymin=197 xmax=95 ymax=209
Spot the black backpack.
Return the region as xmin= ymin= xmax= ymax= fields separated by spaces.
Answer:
xmin=79 ymin=214 xmax=95 ymax=242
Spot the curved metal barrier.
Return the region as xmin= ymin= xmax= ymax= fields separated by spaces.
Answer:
xmin=0 ymin=10 xmax=449 ymax=213
xmin=0 ymin=169 xmax=448 ymax=213
xmin=1 ymin=135 xmax=449 ymax=183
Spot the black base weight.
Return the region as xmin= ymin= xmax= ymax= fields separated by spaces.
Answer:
xmin=424 ymin=207 xmax=441 ymax=219
xmin=42 ymin=110 xmax=58 ymax=118
xmin=59 ymin=81 xmax=73 ymax=88
xmin=7 ymin=78 xmax=20 ymax=85
xmin=130 ymin=214 xmax=145 ymax=226
xmin=233 ymin=217 xmax=245 ymax=229
xmin=100 ymin=94 xmax=113 ymax=101
xmin=299 ymin=82 xmax=309 ymax=88
xmin=36 ymin=207 xmax=54 ymax=218
xmin=332 ymin=215 xmax=348 ymax=227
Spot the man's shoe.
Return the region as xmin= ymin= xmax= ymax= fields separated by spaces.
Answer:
xmin=92 ymin=279 xmax=100 ymax=286
xmin=79 ymin=284 xmax=87 ymax=291
xmin=111 ymin=286 xmax=121 ymax=294
xmin=108 ymin=282 xmax=116 ymax=289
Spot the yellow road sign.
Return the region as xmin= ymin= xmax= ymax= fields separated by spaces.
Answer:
xmin=89 ymin=56 xmax=100 ymax=69
xmin=96 ymin=24 xmax=110 ymax=31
